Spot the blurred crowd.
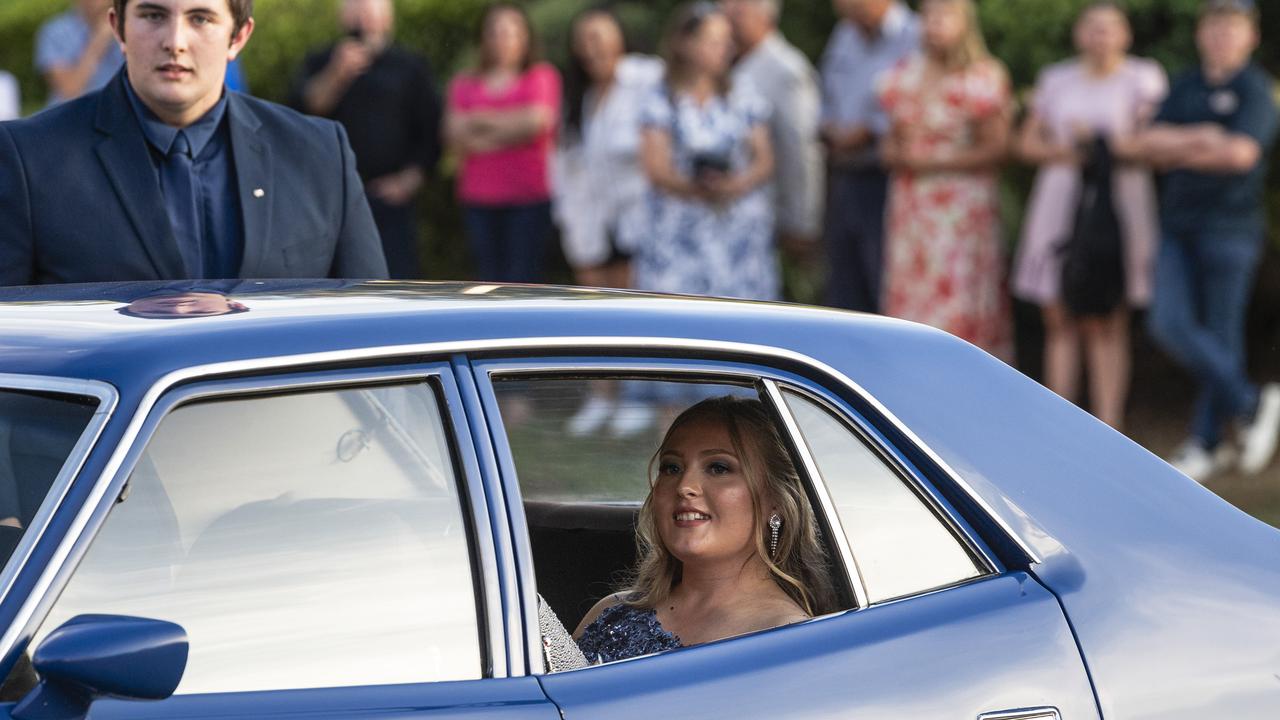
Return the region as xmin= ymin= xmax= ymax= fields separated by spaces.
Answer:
xmin=2 ymin=0 xmax=1278 ymax=481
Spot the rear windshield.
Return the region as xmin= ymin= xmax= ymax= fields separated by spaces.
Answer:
xmin=0 ymin=390 xmax=99 ymax=568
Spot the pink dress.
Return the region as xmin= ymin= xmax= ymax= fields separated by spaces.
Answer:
xmin=1013 ymin=58 xmax=1167 ymax=307
xmin=878 ymin=55 xmax=1013 ymax=360
xmin=447 ymin=63 xmax=562 ymax=206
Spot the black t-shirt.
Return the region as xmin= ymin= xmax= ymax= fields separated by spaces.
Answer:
xmin=290 ymin=45 xmax=442 ymax=182
xmin=1154 ymin=62 xmax=1279 ymax=236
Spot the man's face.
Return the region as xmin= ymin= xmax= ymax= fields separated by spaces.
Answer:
xmin=834 ymin=0 xmax=891 ymax=30
xmin=341 ymin=0 xmax=393 ymax=45
xmin=81 ymin=0 xmax=112 ymax=16
xmin=112 ymin=0 xmax=254 ymax=126
xmin=124 ymin=292 xmax=247 ymax=318
xmin=1196 ymin=12 xmax=1258 ymax=73
xmin=723 ymin=0 xmax=773 ymax=50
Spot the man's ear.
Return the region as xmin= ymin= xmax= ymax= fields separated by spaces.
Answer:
xmin=228 ymin=17 xmax=255 ymax=59
xmin=108 ymin=8 xmax=126 ymax=45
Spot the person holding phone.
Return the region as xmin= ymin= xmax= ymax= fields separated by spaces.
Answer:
xmin=636 ymin=1 xmax=777 ymax=301
xmin=292 ymin=0 xmax=443 ymax=279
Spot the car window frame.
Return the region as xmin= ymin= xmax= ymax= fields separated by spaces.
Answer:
xmin=470 ymin=354 xmax=1003 ymax=675
xmin=0 ymin=375 xmax=117 ymax=650
xmin=3 ymin=362 xmax=508 ymax=694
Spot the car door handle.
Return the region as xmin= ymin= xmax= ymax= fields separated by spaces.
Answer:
xmin=978 ymin=709 xmax=1061 ymax=720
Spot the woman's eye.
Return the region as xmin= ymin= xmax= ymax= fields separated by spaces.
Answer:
xmin=659 ymin=462 xmax=680 ymax=476
xmin=707 ymin=461 xmax=731 ymax=475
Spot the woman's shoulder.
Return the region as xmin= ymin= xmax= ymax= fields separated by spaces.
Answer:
xmin=573 ymin=592 xmax=635 ymax=637
xmin=618 ymin=55 xmax=665 ymax=87
xmin=526 ymin=62 xmax=562 ymax=82
xmin=1120 ymin=56 xmax=1168 ymax=90
xmin=1036 ymin=58 xmax=1081 ymax=88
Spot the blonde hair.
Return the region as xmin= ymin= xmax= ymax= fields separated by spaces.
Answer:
xmin=923 ymin=0 xmax=993 ymax=70
xmin=622 ymin=396 xmax=837 ymax=616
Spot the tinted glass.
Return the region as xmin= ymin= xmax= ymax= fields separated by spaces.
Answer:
xmin=0 ymin=390 xmax=97 ymax=571
xmin=494 ymin=377 xmax=756 ymax=502
xmin=782 ymin=390 xmax=982 ymax=603
xmin=36 ymin=383 xmax=481 ymax=694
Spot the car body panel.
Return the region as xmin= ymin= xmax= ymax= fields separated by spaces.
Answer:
xmin=539 ymin=573 xmax=1098 ymax=720
xmin=0 ymin=282 xmax=1274 ymax=717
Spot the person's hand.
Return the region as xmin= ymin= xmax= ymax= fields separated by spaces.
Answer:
xmin=367 ymin=167 xmax=425 ymax=207
xmin=698 ymin=170 xmax=751 ymax=204
xmin=326 ymin=39 xmax=374 ymax=84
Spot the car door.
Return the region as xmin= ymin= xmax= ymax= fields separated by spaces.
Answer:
xmin=0 ymin=362 xmax=559 ymax=720
xmin=470 ymin=353 xmax=1102 ymax=720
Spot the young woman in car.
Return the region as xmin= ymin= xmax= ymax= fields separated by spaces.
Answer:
xmin=572 ymin=396 xmax=836 ymax=663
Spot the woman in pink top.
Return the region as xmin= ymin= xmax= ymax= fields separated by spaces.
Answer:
xmin=1013 ymin=1 xmax=1166 ymax=429
xmin=445 ymin=3 xmax=562 ymax=283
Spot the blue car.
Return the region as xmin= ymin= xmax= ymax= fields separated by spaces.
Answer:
xmin=0 ymin=281 xmax=1275 ymax=720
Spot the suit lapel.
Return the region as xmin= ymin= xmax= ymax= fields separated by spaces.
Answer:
xmin=228 ymin=94 xmax=272 ymax=277
xmin=93 ymin=73 xmax=188 ymax=279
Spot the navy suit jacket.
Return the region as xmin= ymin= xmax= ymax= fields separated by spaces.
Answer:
xmin=0 ymin=72 xmax=389 ymax=285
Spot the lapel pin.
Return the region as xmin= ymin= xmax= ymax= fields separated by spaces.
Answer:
xmin=253 ymin=188 xmax=266 ymax=198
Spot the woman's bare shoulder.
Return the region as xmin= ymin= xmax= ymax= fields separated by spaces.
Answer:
xmin=572 ymin=592 xmax=632 ymax=639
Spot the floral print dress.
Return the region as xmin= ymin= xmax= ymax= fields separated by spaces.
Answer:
xmin=634 ymin=85 xmax=778 ymax=301
xmin=878 ymin=55 xmax=1012 ymax=359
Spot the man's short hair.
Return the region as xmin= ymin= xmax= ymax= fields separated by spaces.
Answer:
xmin=1200 ymin=0 xmax=1260 ymax=24
xmin=113 ymin=0 xmax=255 ymax=37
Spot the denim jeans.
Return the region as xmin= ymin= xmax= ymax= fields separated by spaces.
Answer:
xmin=462 ymin=202 xmax=553 ymax=283
xmin=1147 ymin=228 xmax=1263 ymax=447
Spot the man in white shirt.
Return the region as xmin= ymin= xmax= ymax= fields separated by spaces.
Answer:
xmin=819 ymin=0 xmax=918 ymax=312
xmin=726 ymin=0 xmax=824 ymax=254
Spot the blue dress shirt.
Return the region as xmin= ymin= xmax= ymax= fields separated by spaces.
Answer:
xmin=125 ymin=79 xmax=244 ymax=279
xmin=820 ymin=2 xmax=919 ymax=165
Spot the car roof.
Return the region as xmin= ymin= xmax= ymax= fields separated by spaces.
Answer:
xmin=0 ymin=280 xmax=924 ymax=385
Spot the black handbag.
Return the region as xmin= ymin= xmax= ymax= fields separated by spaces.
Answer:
xmin=1058 ymin=136 xmax=1126 ymax=317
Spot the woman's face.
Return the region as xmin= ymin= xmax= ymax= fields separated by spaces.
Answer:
xmin=1075 ymin=7 xmax=1130 ymax=63
xmin=921 ymin=1 xmax=968 ymax=55
xmin=574 ymin=13 xmax=625 ymax=84
xmin=684 ymin=13 xmax=735 ymax=80
xmin=484 ymin=8 xmax=529 ymax=71
xmin=652 ymin=418 xmax=761 ymax=566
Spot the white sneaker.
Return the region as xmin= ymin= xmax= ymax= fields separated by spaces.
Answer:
xmin=567 ymin=395 xmax=615 ymax=437
xmin=1239 ymin=383 xmax=1280 ymax=475
xmin=1167 ymin=439 xmax=1234 ymax=484
xmin=608 ymin=403 xmax=657 ymax=439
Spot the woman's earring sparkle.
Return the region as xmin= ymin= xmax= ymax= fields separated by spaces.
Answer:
xmin=768 ymin=513 xmax=782 ymax=558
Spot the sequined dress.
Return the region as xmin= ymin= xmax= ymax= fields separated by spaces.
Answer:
xmin=577 ymin=603 xmax=683 ymax=664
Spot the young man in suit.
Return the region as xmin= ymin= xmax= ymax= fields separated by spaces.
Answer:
xmin=0 ymin=0 xmax=389 ymax=285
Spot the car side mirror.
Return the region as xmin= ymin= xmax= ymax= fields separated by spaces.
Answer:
xmin=10 ymin=614 xmax=188 ymax=720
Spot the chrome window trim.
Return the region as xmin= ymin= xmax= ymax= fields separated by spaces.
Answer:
xmin=0 ymin=336 xmax=1039 ymax=669
xmin=763 ymin=379 xmax=870 ymax=608
xmin=977 ymin=707 xmax=1061 ymax=720
xmin=0 ymin=375 xmax=117 ymax=616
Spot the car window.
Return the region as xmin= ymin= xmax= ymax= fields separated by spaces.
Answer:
xmin=0 ymin=389 xmax=99 ymax=571
xmin=496 ymin=377 xmax=758 ymax=503
xmin=32 ymin=382 xmax=482 ymax=695
xmin=491 ymin=376 xmax=762 ymax=634
xmin=780 ymin=388 xmax=984 ymax=603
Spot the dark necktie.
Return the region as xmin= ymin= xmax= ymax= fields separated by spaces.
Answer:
xmin=164 ymin=131 xmax=201 ymax=278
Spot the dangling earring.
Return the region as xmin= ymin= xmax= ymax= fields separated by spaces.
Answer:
xmin=768 ymin=513 xmax=783 ymax=559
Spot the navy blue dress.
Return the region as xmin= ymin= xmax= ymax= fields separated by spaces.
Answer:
xmin=577 ymin=603 xmax=683 ymax=664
